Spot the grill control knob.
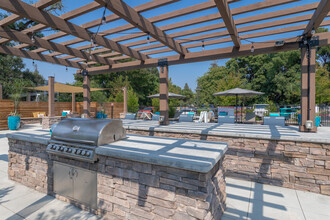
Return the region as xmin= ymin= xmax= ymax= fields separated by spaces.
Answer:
xmin=66 ymin=148 xmax=72 ymax=153
xmin=59 ymin=146 xmax=64 ymax=151
xmin=77 ymin=149 xmax=82 ymax=155
xmin=81 ymin=150 xmax=86 ymax=156
xmin=85 ymin=151 xmax=90 ymax=157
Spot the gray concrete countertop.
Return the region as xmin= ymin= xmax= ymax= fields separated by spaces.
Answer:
xmin=5 ymin=127 xmax=228 ymax=173
xmin=96 ymin=134 xmax=228 ymax=173
xmin=122 ymin=120 xmax=330 ymax=144
xmin=6 ymin=127 xmax=50 ymax=145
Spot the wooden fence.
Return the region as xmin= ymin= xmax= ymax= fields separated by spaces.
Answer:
xmin=0 ymin=100 xmax=123 ymax=130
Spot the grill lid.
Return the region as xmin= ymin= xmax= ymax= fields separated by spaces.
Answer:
xmin=51 ymin=118 xmax=126 ymax=146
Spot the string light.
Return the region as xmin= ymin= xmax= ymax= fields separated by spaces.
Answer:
xmin=101 ymin=1 xmax=108 ymax=26
xmin=31 ymin=33 xmax=35 ymax=43
xmin=147 ymin=33 xmax=150 ymax=44
xmin=251 ymin=43 xmax=255 ymax=53
xmin=202 ymin=40 xmax=205 ymax=51
xmin=101 ymin=16 xmax=106 ymax=25
xmin=311 ymin=28 xmax=316 ymax=35
xmin=66 ymin=66 xmax=68 ymax=72
xmin=89 ymin=50 xmax=93 ymax=60
xmin=90 ymin=37 xmax=96 ymax=48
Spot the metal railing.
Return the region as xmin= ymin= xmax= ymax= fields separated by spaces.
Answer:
xmin=124 ymin=104 xmax=330 ymax=127
xmin=319 ymin=104 xmax=330 ymax=127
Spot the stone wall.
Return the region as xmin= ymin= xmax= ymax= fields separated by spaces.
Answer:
xmin=8 ymin=138 xmax=226 ymax=220
xmin=96 ymin=156 xmax=225 ymax=220
xmin=127 ymin=130 xmax=330 ymax=196
xmin=42 ymin=116 xmax=64 ymax=129
xmin=8 ymin=139 xmax=53 ymax=194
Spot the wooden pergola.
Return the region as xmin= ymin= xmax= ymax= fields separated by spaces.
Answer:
xmin=0 ymin=0 xmax=329 ymax=131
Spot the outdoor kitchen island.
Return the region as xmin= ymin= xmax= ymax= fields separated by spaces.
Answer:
xmin=6 ymin=121 xmax=228 ymax=220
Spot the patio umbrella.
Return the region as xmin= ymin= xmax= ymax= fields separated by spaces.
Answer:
xmin=213 ymin=88 xmax=264 ymax=122
xmin=147 ymin=92 xmax=185 ymax=99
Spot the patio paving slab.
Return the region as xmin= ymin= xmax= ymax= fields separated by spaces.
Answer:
xmin=296 ymin=190 xmax=330 ymax=217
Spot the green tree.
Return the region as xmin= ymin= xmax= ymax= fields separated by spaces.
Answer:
xmin=226 ymin=51 xmax=301 ymax=105
xmin=168 ymin=78 xmax=181 ymax=108
xmin=0 ymin=54 xmax=44 ymax=99
xmin=316 ymin=28 xmax=330 ymax=67
xmin=127 ymin=87 xmax=139 ymax=113
xmin=8 ymin=79 xmax=31 ymax=115
xmin=74 ymin=68 xmax=159 ymax=106
xmin=181 ymin=83 xmax=195 ymax=106
xmin=316 ymin=63 xmax=330 ymax=104
xmin=197 ymin=64 xmax=245 ymax=106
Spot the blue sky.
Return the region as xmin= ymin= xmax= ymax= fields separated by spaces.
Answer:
xmin=1 ymin=0 xmax=329 ymax=91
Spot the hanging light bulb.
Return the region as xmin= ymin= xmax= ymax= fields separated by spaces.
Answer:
xmin=102 ymin=16 xmax=106 ymax=25
xmin=32 ymin=59 xmax=35 ymax=65
xmin=311 ymin=28 xmax=316 ymax=35
xmin=31 ymin=33 xmax=35 ymax=43
xmin=147 ymin=33 xmax=150 ymax=44
xmin=66 ymin=66 xmax=68 ymax=72
xmin=90 ymin=37 xmax=96 ymax=48
xmin=89 ymin=53 xmax=92 ymax=60
xmin=251 ymin=43 xmax=255 ymax=53
xmin=202 ymin=40 xmax=205 ymax=51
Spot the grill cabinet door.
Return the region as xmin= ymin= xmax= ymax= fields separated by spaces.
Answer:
xmin=54 ymin=162 xmax=74 ymax=198
xmin=73 ymin=167 xmax=97 ymax=208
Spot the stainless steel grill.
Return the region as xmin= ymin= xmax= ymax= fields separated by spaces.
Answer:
xmin=47 ymin=118 xmax=126 ymax=162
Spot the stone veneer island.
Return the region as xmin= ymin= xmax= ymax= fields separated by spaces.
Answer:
xmin=7 ymin=130 xmax=228 ymax=220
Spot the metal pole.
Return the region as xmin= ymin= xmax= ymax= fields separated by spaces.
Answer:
xmin=241 ymin=100 xmax=243 ymax=123
xmin=123 ymin=86 xmax=127 ymax=113
xmin=307 ymin=38 xmax=311 ymax=120
xmin=235 ymin=94 xmax=238 ymax=123
xmin=197 ymin=90 xmax=199 ymax=107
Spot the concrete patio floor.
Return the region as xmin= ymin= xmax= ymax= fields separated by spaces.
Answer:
xmin=0 ymin=126 xmax=330 ymax=220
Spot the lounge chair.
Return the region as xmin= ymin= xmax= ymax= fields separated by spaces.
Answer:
xmin=179 ymin=114 xmax=194 ymax=122
xmin=124 ymin=113 xmax=136 ymax=120
xmin=263 ymin=116 xmax=285 ymax=126
xmin=151 ymin=113 xmax=160 ymax=121
xmin=218 ymin=108 xmax=235 ymax=123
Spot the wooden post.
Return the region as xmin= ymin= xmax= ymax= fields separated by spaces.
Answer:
xmin=159 ymin=63 xmax=169 ymax=125
xmin=123 ymin=86 xmax=127 ymax=113
xmin=83 ymin=75 xmax=90 ymax=118
xmin=72 ymin=93 xmax=76 ymax=113
xmin=300 ymin=46 xmax=317 ymax=132
xmin=48 ymin=76 xmax=55 ymax=117
xmin=27 ymin=92 xmax=31 ymax=101
xmin=0 ymin=84 xmax=2 ymax=100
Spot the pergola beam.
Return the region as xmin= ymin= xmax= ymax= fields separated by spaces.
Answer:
xmin=107 ymin=0 xmax=299 ymax=44
xmin=214 ymin=0 xmax=240 ymax=47
xmin=0 ymin=26 xmax=115 ymax=65
xmin=93 ymin=8 xmax=324 ymax=60
xmin=94 ymin=0 xmax=188 ymax=56
xmin=76 ymin=0 xmax=303 ymax=59
xmin=0 ymin=45 xmax=86 ymax=69
xmin=0 ymin=0 xmax=148 ymax=61
xmin=0 ymin=0 xmax=60 ymax=27
xmin=12 ymin=2 xmax=103 ymax=48
xmin=303 ymin=0 xmax=330 ymax=36
xmin=42 ymin=0 xmax=239 ymax=57
xmin=14 ymin=0 xmax=179 ymax=53
xmin=82 ymin=31 xmax=330 ymax=75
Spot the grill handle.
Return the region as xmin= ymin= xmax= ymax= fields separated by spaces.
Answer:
xmin=53 ymin=136 xmax=95 ymax=145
